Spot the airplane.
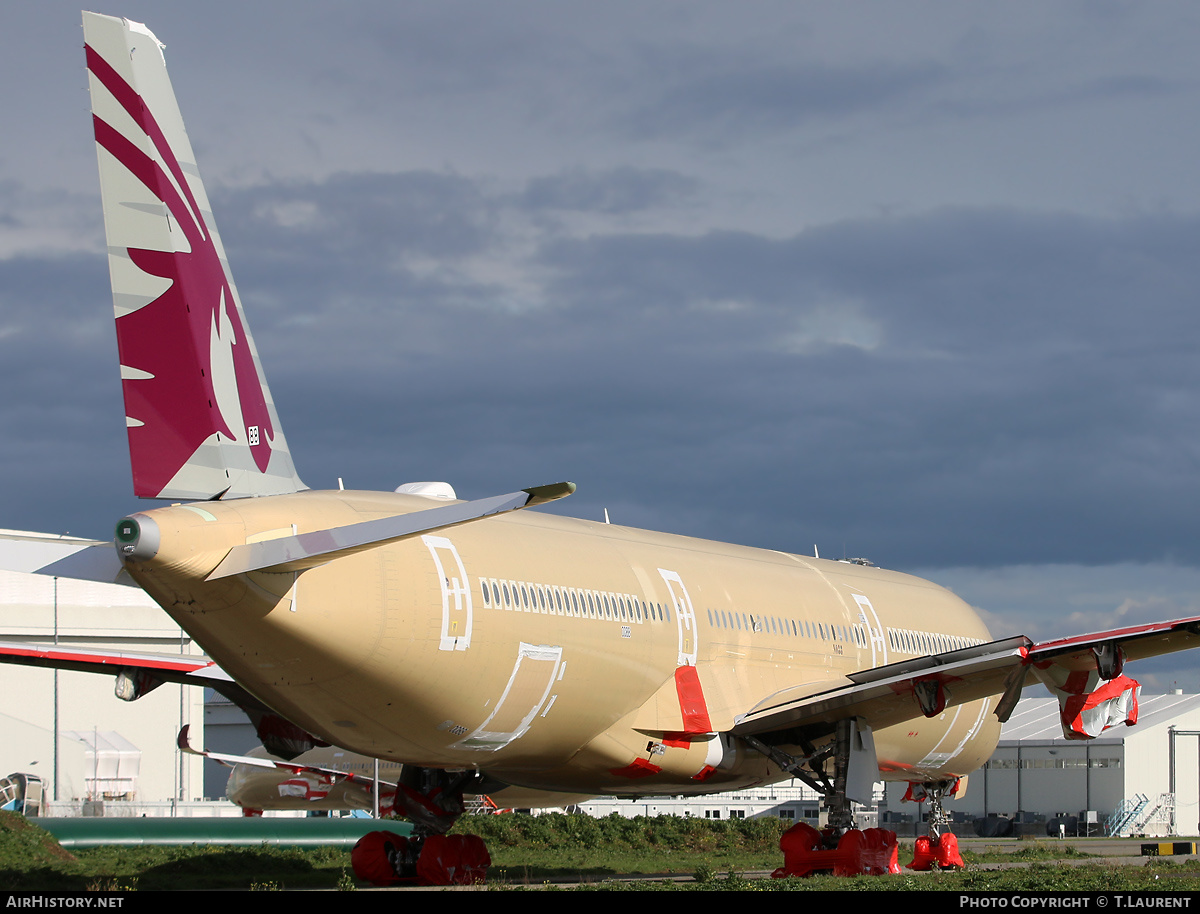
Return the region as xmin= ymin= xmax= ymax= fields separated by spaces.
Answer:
xmin=3 ymin=10 xmax=1200 ymax=882
xmin=199 ymin=742 xmax=591 ymax=817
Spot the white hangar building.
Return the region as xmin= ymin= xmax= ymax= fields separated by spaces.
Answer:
xmin=0 ymin=530 xmax=207 ymax=813
xmin=885 ymin=692 xmax=1200 ymax=837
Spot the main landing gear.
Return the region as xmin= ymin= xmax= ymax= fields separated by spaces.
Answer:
xmin=743 ymin=718 xmax=900 ymax=877
xmin=351 ymin=768 xmax=492 ymax=887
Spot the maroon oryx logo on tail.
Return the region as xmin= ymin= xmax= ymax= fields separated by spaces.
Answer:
xmin=87 ymin=44 xmax=275 ymax=498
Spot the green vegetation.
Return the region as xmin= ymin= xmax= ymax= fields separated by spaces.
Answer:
xmin=2 ymin=810 xmax=1198 ymax=891
xmin=452 ymin=810 xmax=789 ymax=880
xmin=603 ymin=860 xmax=1200 ymax=892
xmin=0 ymin=813 xmax=353 ymax=891
xmin=962 ymin=842 xmax=1096 ymax=863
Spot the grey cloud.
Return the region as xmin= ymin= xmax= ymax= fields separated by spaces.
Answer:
xmin=0 ymin=252 xmax=140 ymax=536
xmin=622 ymin=60 xmax=948 ymax=140
xmin=524 ymin=208 xmax=1200 ymax=564
xmin=216 ymin=171 xmax=494 ymax=262
xmin=8 ymin=168 xmax=1200 ymax=577
xmin=521 ymin=167 xmax=699 ymax=215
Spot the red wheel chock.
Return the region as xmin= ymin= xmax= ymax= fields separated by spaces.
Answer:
xmin=772 ymin=822 xmax=900 ymax=877
xmin=908 ymin=832 xmax=964 ymax=870
xmin=351 ymin=830 xmax=491 ymax=886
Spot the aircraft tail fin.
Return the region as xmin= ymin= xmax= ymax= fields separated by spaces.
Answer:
xmin=83 ymin=12 xmax=305 ymax=500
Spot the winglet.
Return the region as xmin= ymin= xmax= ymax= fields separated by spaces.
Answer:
xmin=178 ymin=725 xmax=279 ymax=769
xmin=523 ymin=481 xmax=576 ymax=506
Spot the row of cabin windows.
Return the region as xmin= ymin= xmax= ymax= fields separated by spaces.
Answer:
xmin=479 ymin=577 xmax=668 ymax=623
xmin=478 ymin=576 xmax=983 ymax=658
xmin=706 ymin=607 xmax=983 ymax=657
xmin=888 ymin=628 xmax=981 ymax=656
xmin=705 ymin=608 xmax=870 ymax=647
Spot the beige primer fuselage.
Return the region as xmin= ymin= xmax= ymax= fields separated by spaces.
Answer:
xmin=124 ymin=488 xmax=999 ymax=797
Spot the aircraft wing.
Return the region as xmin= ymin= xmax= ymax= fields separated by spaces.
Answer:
xmin=0 ymin=638 xmax=332 ymax=760
xmin=0 ymin=640 xmax=231 ymax=686
xmin=732 ymin=615 xmax=1200 ymax=742
xmin=177 ymin=725 xmax=373 ymax=778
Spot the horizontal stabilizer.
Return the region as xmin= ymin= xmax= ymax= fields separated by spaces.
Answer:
xmin=207 ymin=481 xmax=576 ymax=580
xmin=0 ymin=529 xmax=135 ymax=586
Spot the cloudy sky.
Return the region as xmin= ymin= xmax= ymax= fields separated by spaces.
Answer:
xmin=3 ymin=2 xmax=1200 ymax=688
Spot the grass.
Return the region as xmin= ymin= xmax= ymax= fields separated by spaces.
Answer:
xmin=452 ymin=810 xmax=788 ymax=879
xmin=2 ymin=810 xmax=1198 ymax=891
xmin=962 ymin=842 xmax=1097 ymax=863
xmin=0 ymin=814 xmax=355 ymax=891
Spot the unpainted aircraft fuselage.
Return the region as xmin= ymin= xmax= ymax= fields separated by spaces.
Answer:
xmin=121 ymin=489 xmax=999 ymax=797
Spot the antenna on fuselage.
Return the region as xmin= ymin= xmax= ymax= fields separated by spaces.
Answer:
xmin=603 ymin=508 xmax=611 ymax=524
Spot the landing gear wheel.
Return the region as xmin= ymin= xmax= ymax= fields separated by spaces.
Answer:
xmin=350 ymin=831 xmax=491 ymax=886
xmin=350 ymin=766 xmax=493 ymax=886
xmin=905 ymin=780 xmax=965 ymax=870
xmin=744 ymin=718 xmax=900 ymax=877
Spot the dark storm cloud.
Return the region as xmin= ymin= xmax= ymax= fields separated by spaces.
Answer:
xmin=527 ymin=208 xmax=1200 ymax=564
xmin=87 ymin=164 xmax=1190 ymax=574
xmin=0 ymin=252 xmax=133 ymax=536
xmin=7 ymin=143 xmax=1200 ymax=576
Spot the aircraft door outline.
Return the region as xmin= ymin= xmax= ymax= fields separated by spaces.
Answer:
xmin=659 ymin=568 xmax=698 ymax=667
xmin=453 ymin=642 xmax=563 ymax=751
xmin=852 ymin=593 xmax=887 ymax=667
xmin=423 ymin=535 xmax=473 ymax=651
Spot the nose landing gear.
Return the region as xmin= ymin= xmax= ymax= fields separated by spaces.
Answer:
xmin=905 ymin=779 xmax=965 ymax=870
